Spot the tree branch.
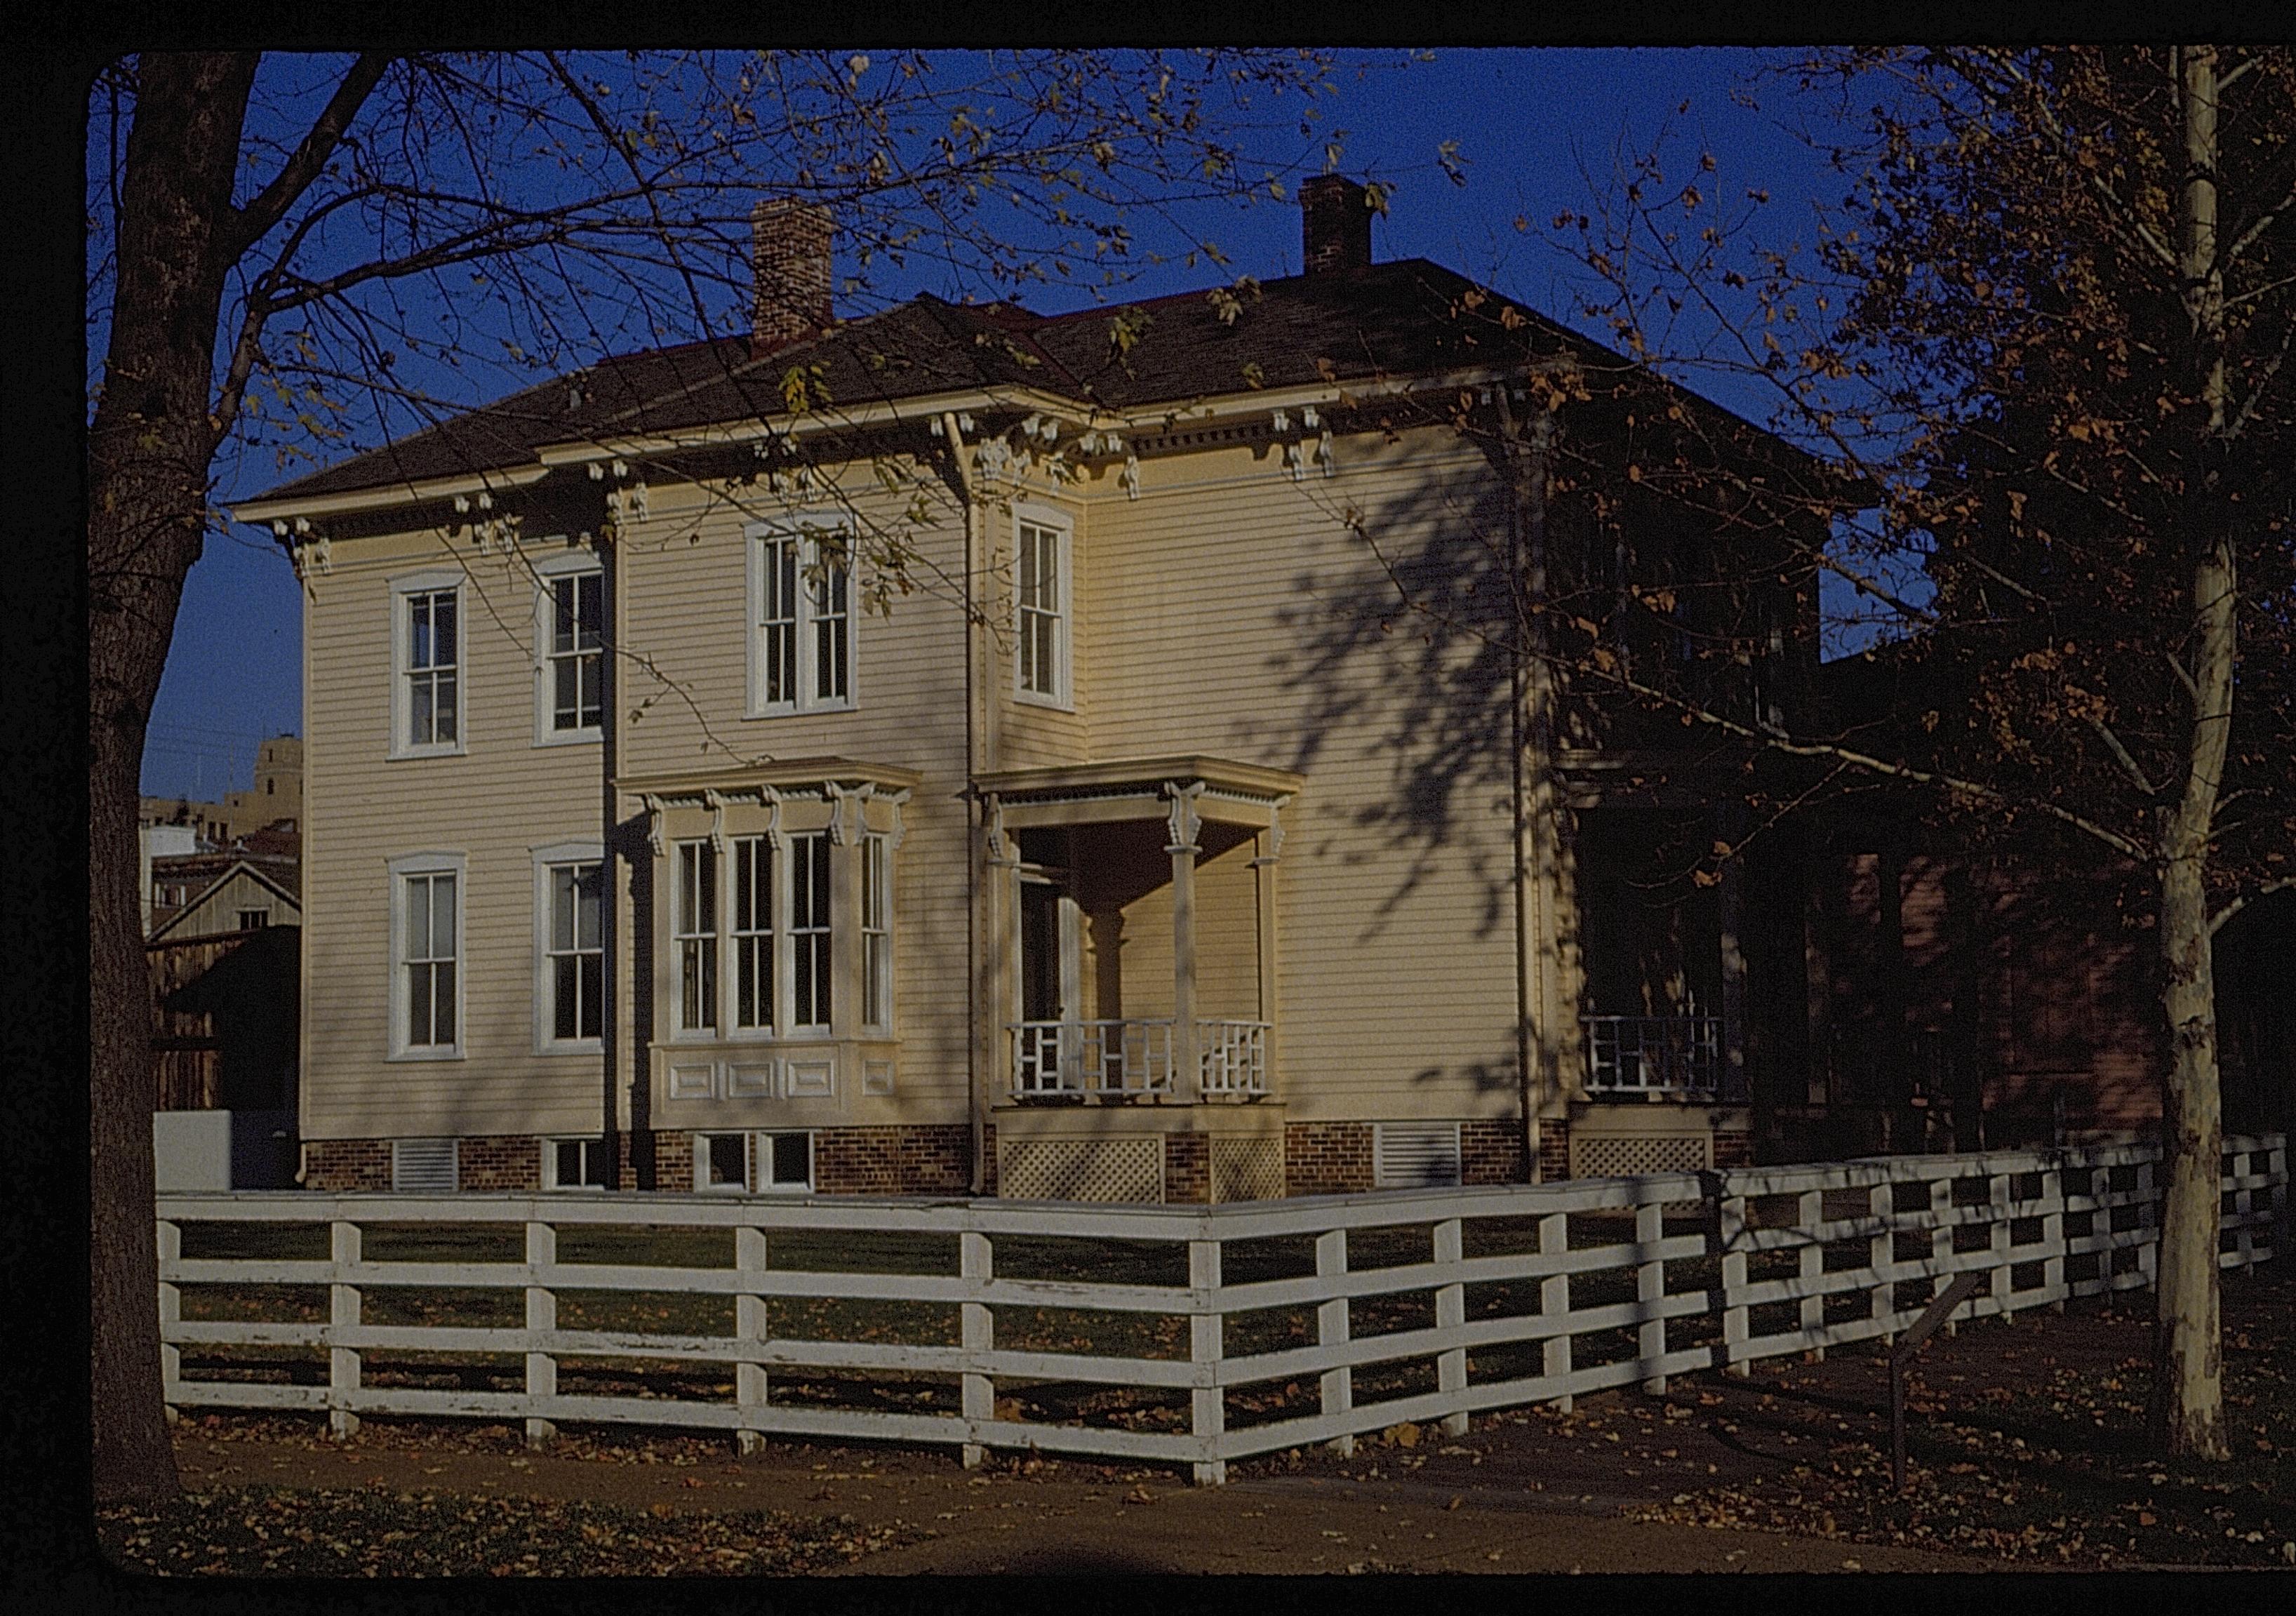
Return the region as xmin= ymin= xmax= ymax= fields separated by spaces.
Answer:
xmin=223 ymin=53 xmax=393 ymax=260
xmin=2211 ymin=876 xmax=2296 ymax=937
xmin=2088 ymin=714 xmax=2162 ymax=797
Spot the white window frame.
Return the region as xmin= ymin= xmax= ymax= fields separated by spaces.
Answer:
xmin=533 ymin=840 xmax=606 ymax=1054
xmin=532 ymin=549 xmax=604 ymax=747
xmin=387 ymin=850 xmax=465 ymax=1061
xmin=787 ymin=830 xmax=834 ymax=1034
xmin=1013 ymin=503 xmax=1073 ymax=710
xmin=745 ymin=516 xmax=857 ymax=717
xmin=546 ymin=1137 xmax=611 ymax=1191
xmin=755 ymin=1130 xmax=815 ymax=1194
xmin=729 ymin=833 xmax=777 ymax=1036
xmin=696 ymin=1131 xmax=749 ymax=1194
xmin=860 ymin=832 xmax=893 ymax=1034
xmin=389 ymin=569 xmax=467 ymax=761
xmin=672 ymin=839 xmax=721 ymax=1039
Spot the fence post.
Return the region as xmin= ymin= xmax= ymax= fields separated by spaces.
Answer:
xmin=1316 ymin=1228 xmax=1354 ymax=1455
xmin=1869 ymin=1182 xmax=1894 ymax=1342
xmin=2135 ymin=1156 xmax=2158 ymax=1291
xmin=523 ymin=1221 xmax=557 ymax=1448
xmin=1636 ymin=1198 xmax=1668 ymax=1395
xmin=1189 ymin=1238 xmax=1226 ymax=1485
xmin=1987 ymin=1173 xmax=2012 ymax=1319
xmin=1540 ymin=1211 xmax=1576 ymax=1408
xmin=156 ymin=1217 xmax=181 ymax=1421
xmin=2271 ymin=1137 xmax=2288 ymax=1261
xmin=328 ymin=1219 xmax=361 ymax=1440
xmin=1434 ymin=1217 xmax=1469 ymax=1433
xmin=735 ymin=1224 xmax=769 ymax=1456
xmin=1929 ymin=1177 xmax=1958 ymax=1337
xmin=1718 ymin=1190 xmax=1749 ymax=1380
xmin=2043 ymin=1162 xmax=2068 ymax=1311
xmin=2227 ymin=1142 xmax=2256 ymax=1270
xmin=960 ymin=1231 xmax=993 ymax=1469
xmin=1797 ymin=1189 xmax=1825 ymax=1361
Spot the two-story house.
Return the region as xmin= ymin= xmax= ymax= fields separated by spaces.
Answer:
xmin=233 ymin=178 xmax=1839 ymax=1201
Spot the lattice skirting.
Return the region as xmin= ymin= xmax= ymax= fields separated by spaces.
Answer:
xmin=1570 ymin=1132 xmax=1712 ymax=1180
xmin=1210 ymin=1136 xmax=1285 ymax=1203
xmin=998 ymin=1135 xmax=1165 ymax=1203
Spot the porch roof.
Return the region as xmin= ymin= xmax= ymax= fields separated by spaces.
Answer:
xmin=976 ymin=754 xmax=1302 ymax=832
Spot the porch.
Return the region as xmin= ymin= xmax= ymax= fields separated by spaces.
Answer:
xmin=977 ymin=756 xmax=1300 ymax=1108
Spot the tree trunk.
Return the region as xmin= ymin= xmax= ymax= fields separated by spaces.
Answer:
xmin=2147 ymin=41 xmax=2236 ymax=1464
xmin=89 ymin=52 xmax=259 ymax=1506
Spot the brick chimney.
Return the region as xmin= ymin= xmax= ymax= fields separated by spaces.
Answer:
xmin=750 ymin=198 xmax=833 ymax=356
xmin=1300 ymin=174 xmax=1374 ymax=276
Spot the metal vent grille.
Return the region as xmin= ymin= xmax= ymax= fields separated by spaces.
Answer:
xmin=998 ymin=1136 xmax=1163 ymax=1203
xmin=1570 ymin=1133 xmax=1711 ymax=1180
xmin=392 ymin=1138 xmax=459 ymax=1193
xmin=1210 ymin=1136 xmax=1285 ymax=1203
xmin=1373 ymin=1122 xmax=1462 ymax=1189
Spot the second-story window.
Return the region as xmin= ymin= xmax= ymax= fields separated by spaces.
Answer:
xmin=548 ymin=570 xmax=603 ymax=733
xmin=404 ymin=587 xmax=459 ymax=751
xmin=676 ymin=841 xmax=719 ymax=1034
xmin=748 ymin=522 xmax=855 ymax=716
xmin=1015 ymin=511 xmax=1071 ymax=706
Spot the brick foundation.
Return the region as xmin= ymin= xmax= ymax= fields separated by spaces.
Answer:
xmin=458 ymin=1135 xmax=541 ymax=1192
xmin=1711 ymin=1130 xmax=1754 ymax=1170
xmin=1535 ymin=1123 xmax=1570 ymax=1183
xmin=1163 ymin=1132 xmax=1209 ymax=1205
xmin=1284 ymin=1121 xmax=1374 ymax=1196
xmin=649 ymin=1129 xmax=695 ymax=1194
xmin=300 ymin=1137 xmax=390 ymax=1192
xmin=1461 ymin=1119 xmax=1528 ymax=1186
xmin=813 ymin=1124 xmax=978 ymax=1196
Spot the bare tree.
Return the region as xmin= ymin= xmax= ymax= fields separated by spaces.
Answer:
xmin=87 ymin=48 xmax=1335 ymax=1504
xmin=1514 ymin=46 xmax=2294 ymax=1459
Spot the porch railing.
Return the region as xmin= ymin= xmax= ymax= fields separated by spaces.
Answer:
xmin=1010 ymin=1018 xmax=1173 ymax=1099
xmin=1583 ymin=1014 xmax=1723 ymax=1099
xmin=1196 ymin=1020 xmax=1269 ymax=1098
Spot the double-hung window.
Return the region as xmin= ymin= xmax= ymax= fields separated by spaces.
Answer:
xmin=537 ymin=850 xmax=603 ymax=1046
xmin=789 ymin=832 xmax=833 ymax=1031
xmin=748 ymin=520 xmax=855 ymax=715
xmin=535 ymin=558 xmax=603 ymax=742
xmin=731 ymin=836 xmax=775 ymax=1031
xmin=1015 ymin=509 xmax=1071 ymax=706
xmin=675 ymin=841 xmax=719 ymax=1034
xmin=861 ymin=832 xmax=892 ymax=1032
xmin=392 ymin=571 xmax=465 ymax=758
xmin=389 ymin=853 xmax=464 ymax=1058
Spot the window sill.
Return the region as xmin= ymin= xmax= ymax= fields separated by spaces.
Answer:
xmin=1014 ymin=689 xmax=1074 ymax=713
xmin=533 ymin=727 xmax=603 ymax=749
xmin=540 ymin=1037 xmax=605 ymax=1057
xmin=742 ymin=701 xmax=859 ymax=721
xmin=388 ymin=744 xmax=467 ymax=763
xmin=387 ymin=1047 xmax=465 ymax=1063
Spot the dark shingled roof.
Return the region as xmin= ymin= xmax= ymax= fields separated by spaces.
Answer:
xmin=248 ymin=259 xmax=1711 ymax=507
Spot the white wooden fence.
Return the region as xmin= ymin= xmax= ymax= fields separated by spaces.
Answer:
xmin=158 ymin=1135 xmax=2285 ymax=1485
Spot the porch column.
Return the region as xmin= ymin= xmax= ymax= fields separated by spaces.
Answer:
xmin=1717 ymin=804 xmax=1750 ymax=1107
xmin=1250 ymin=799 xmax=1287 ymax=1096
xmin=983 ymin=796 xmax=1016 ymax=1110
xmin=1166 ymin=783 xmax=1204 ymax=1099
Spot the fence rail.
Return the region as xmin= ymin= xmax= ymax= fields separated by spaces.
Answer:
xmin=158 ymin=1134 xmax=2285 ymax=1485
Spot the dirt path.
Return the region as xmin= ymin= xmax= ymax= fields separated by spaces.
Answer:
xmin=171 ymin=1427 xmax=1973 ymax=1574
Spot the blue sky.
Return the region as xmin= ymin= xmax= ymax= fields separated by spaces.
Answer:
xmin=139 ymin=47 xmax=1850 ymax=801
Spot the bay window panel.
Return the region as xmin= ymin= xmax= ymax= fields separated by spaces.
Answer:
xmin=733 ymin=836 xmax=774 ymax=1031
xmin=862 ymin=834 xmax=891 ymax=1030
xmin=791 ymin=832 xmax=832 ymax=1030
xmin=676 ymin=842 xmax=719 ymax=1032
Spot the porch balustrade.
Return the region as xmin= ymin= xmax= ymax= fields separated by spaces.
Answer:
xmin=1010 ymin=1018 xmax=1271 ymax=1101
xmin=1582 ymin=1014 xmax=1723 ymax=1099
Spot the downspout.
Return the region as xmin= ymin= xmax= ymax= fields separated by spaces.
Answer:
xmin=599 ymin=512 xmax=621 ymax=1189
xmin=940 ymin=413 xmax=987 ymax=1195
xmin=1500 ymin=385 xmax=1555 ymax=1182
